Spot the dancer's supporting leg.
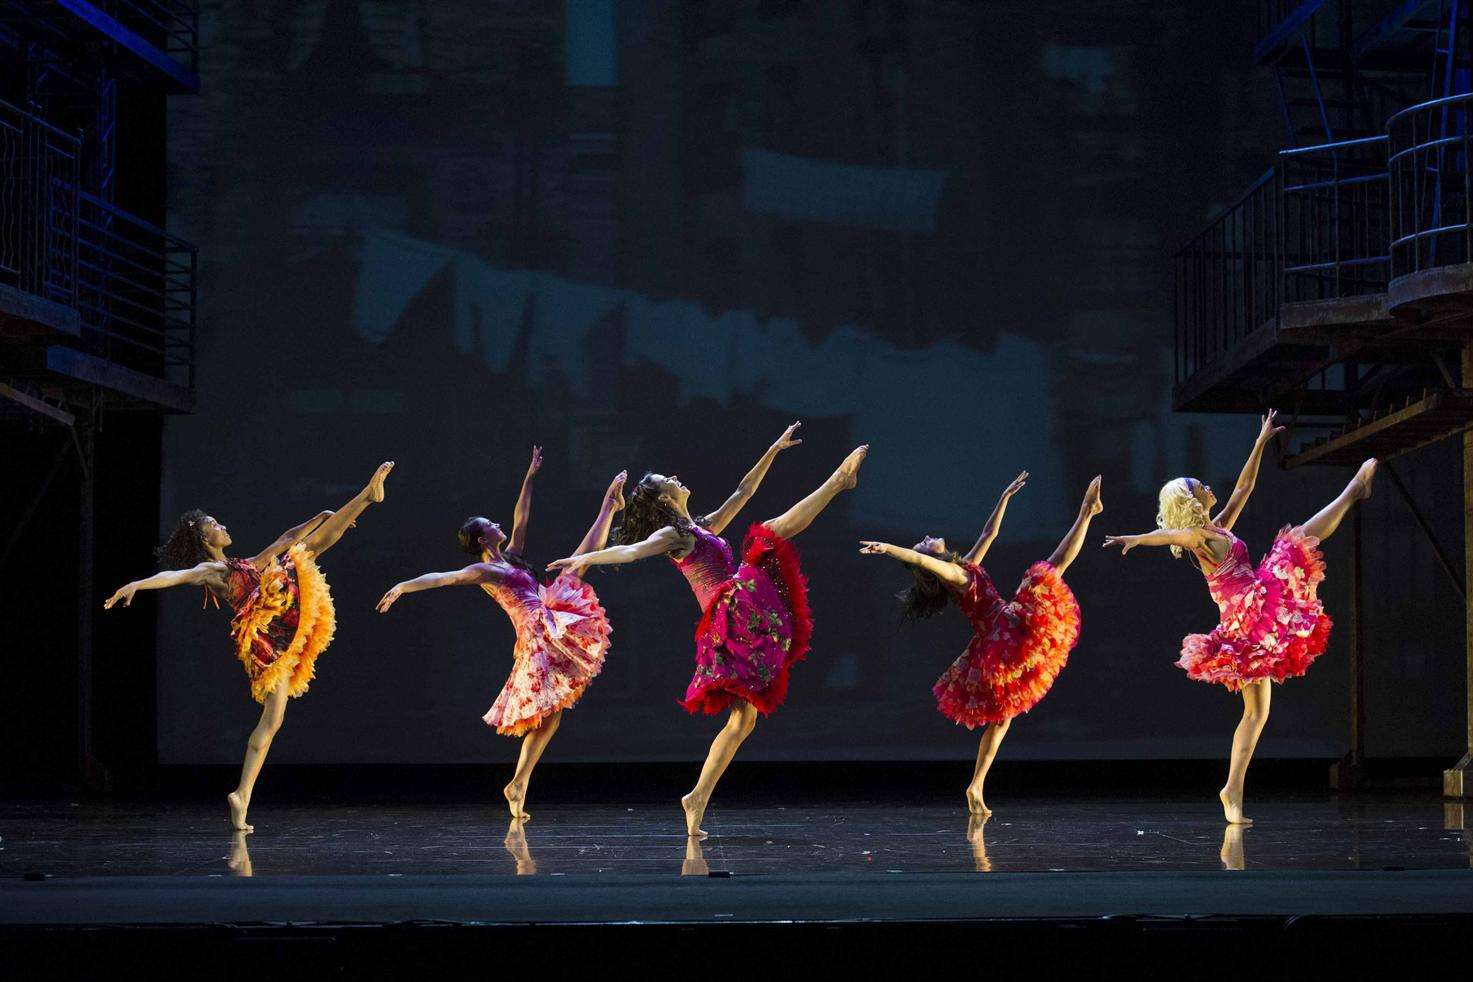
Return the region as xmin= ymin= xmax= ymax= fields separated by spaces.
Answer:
xmin=682 ymin=701 xmax=758 ymax=838
xmin=966 ymin=718 xmax=1012 ymax=816
xmin=504 ymin=710 xmax=562 ymax=821
xmin=1292 ymin=458 xmax=1377 ymax=543
xmin=302 ymin=461 xmax=395 ymax=556
xmin=763 ymin=445 xmax=868 ymax=540
xmin=227 ymin=676 xmax=289 ymax=833
xmin=1047 ymin=475 xmax=1103 ymax=574
xmin=1220 ymin=677 xmax=1271 ymax=825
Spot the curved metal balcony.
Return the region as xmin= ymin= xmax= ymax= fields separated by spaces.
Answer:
xmin=1388 ymin=91 xmax=1473 ymax=306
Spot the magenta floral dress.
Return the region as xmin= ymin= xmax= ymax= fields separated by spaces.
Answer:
xmin=1176 ymin=526 xmax=1331 ymax=691
xmin=480 ymin=567 xmax=611 ymax=736
xmin=671 ymin=523 xmax=813 ymax=715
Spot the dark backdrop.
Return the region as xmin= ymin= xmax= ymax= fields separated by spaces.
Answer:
xmin=145 ymin=0 xmax=1465 ymax=765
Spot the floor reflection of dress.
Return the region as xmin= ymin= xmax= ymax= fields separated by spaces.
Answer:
xmin=505 ymin=818 xmax=537 ymax=875
xmin=967 ymin=815 xmax=991 ymax=873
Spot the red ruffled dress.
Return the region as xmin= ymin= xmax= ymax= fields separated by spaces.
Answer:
xmin=223 ymin=543 xmax=336 ymax=704
xmin=932 ymin=561 xmax=1081 ymax=728
xmin=1176 ymin=526 xmax=1331 ymax=691
xmin=671 ymin=523 xmax=813 ymax=715
xmin=480 ymin=568 xmax=611 ymax=737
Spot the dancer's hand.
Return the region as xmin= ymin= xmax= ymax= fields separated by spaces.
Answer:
xmin=375 ymin=584 xmax=404 ymax=613
xmin=771 ymin=420 xmax=803 ymax=453
xmin=1101 ymin=534 xmax=1137 ymax=554
xmin=546 ymin=556 xmax=578 ymax=572
xmin=527 ymin=445 xmax=543 ymax=475
xmin=604 ymin=470 xmax=627 ymax=511
xmin=103 ymin=583 xmax=138 ymax=609
xmin=1003 ymin=471 xmax=1029 ymax=498
xmin=1258 ymin=409 xmax=1285 ymax=443
xmin=859 ymin=541 xmax=891 ymax=556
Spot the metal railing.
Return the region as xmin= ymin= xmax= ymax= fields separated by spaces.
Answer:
xmin=0 ymin=97 xmax=80 ymax=306
xmin=0 ymin=97 xmax=195 ymax=391
xmin=1175 ymin=134 xmax=1392 ymax=385
xmin=1281 ymin=134 xmax=1390 ymax=299
xmin=1259 ymin=0 xmax=1327 ymax=43
xmin=91 ymin=1 xmax=198 ymax=71
xmin=1389 ymin=91 xmax=1473 ymax=277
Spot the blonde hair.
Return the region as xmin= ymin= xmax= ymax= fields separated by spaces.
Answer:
xmin=1156 ymin=477 xmax=1211 ymax=559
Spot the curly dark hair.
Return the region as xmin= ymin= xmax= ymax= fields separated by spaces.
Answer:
xmin=897 ymin=545 xmax=964 ymax=621
xmin=611 ymin=473 xmax=699 ymax=547
xmin=457 ymin=516 xmax=538 ymax=579
xmin=156 ymin=508 xmax=212 ymax=570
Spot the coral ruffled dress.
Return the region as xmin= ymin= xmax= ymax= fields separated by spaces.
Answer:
xmin=1176 ymin=526 xmax=1331 ymax=691
xmin=224 ymin=543 xmax=336 ymax=704
xmin=671 ymin=523 xmax=813 ymax=715
xmin=932 ymin=561 xmax=1081 ymax=728
xmin=480 ymin=568 xmax=611 ymax=736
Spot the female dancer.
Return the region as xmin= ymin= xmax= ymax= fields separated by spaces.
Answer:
xmin=103 ymin=460 xmax=395 ymax=832
xmin=1102 ymin=410 xmax=1377 ymax=824
xmin=860 ymin=473 xmax=1102 ymax=816
xmin=376 ymin=450 xmax=623 ymax=821
xmin=547 ymin=422 xmax=868 ymax=837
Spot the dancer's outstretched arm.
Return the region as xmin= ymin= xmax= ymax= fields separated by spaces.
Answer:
xmin=963 ymin=471 xmax=1027 ymax=565
xmin=1101 ymin=528 xmax=1209 ymax=555
xmin=508 ymin=446 xmax=541 ymax=557
xmin=566 ymin=471 xmax=627 ymax=575
xmin=1214 ymin=411 xmax=1285 ymax=531
xmin=376 ymin=563 xmax=502 ymax=612
xmin=859 ymin=541 xmax=970 ymax=588
xmin=251 ymin=510 xmax=335 ymax=568
xmin=103 ymin=562 xmax=228 ymax=609
xmin=546 ymin=525 xmax=686 ymax=572
xmin=703 ymin=421 xmax=803 ymax=534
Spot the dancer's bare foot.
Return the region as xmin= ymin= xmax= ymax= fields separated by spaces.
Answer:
xmin=366 ymin=461 xmax=395 ymax=503
xmin=227 ymin=791 xmax=253 ymax=833
xmin=965 ymin=786 xmax=992 ymax=818
xmin=1219 ymin=786 xmax=1253 ymax=826
xmin=835 ymin=445 xmax=869 ymax=491
xmin=681 ymin=791 xmax=709 ymax=839
xmin=1083 ymin=475 xmax=1103 ymax=516
xmin=503 ymin=781 xmax=531 ymax=822
xmin=1353 ymin=458 xmax=1378 ymax=500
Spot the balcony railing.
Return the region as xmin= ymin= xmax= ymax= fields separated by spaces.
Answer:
xmin=0 ymin=97 xmax=195 ymax=392
xmin=0 ymin=97 xmax=80 ymax=307
xmin=1175 ymin=134 xmax=1390 ymax=385
xmin=1389 ymin=91 xmax=1473 ymax=277
xmin=99 ymin=0 xmax=199 ymax=72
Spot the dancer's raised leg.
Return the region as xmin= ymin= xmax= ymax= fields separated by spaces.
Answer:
xmin=228 ymin=676 xmax=289 ymax=832
xmin=966 ymin=717 xmax=1012 ymax=816
xmin=682 ymin=701 xmax=758 ymax=838
xmin=303 ymin=461 xmax=395 ymax=556
xmin=1293 ymin=458 xmax=1376 ymax=544
xmin=1047 ymin=476 xmax=1103 ymax=574
xmin=763 ymin=445 xmax=868 ymax=540
xmin=1220 ymin=677 xmax=1271 ymax=825
xmin=504 ymin=710 xmax=561 ymax=821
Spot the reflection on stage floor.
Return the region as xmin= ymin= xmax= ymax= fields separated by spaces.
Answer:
xmin=1 ymin=794 xmax=1468 ymax=878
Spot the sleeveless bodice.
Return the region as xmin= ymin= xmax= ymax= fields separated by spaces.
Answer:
xmin=671 ymin=524 xmax=737 ymax=609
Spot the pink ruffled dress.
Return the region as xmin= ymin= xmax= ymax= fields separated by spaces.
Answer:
xmin=480 ymin=567 xmax=611 ymax=736
xmin=932 ymin=561 xmax=1082 ymax=728
xmin=671 ymin=522 xmax=813 ymax=715
xmin=1176 ymin=526 xmax=1331 ymax=691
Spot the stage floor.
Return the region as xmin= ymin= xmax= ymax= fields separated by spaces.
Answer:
xmin=2 ymin=791 xmax=1472 ymax=926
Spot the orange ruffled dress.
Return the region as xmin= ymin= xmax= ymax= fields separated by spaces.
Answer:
xmin=224 ymin=543 xmax=336 ymax=704
xmin=480 ymin=568 xmax=612 ymax=737
xmin=932 ymin=561 xmax=1081 ymax=728
xmin=1175 ymin=526 xmax=1331 ymax=691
